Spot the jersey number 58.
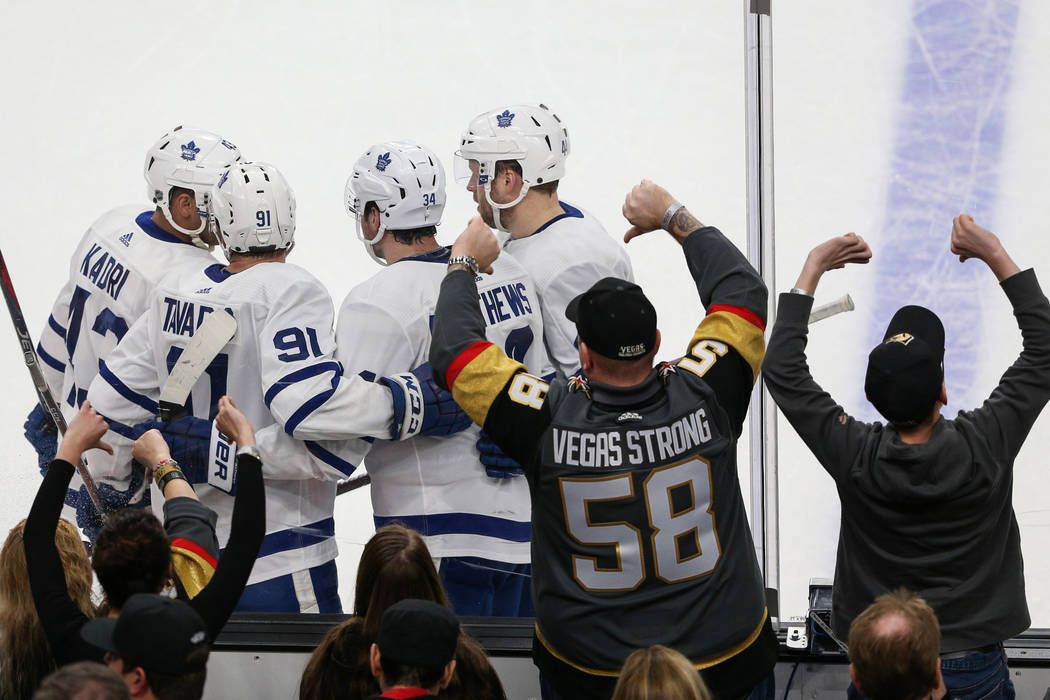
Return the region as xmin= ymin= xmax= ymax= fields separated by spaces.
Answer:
xmin=559 ymin=457 xmax=721 ymax=592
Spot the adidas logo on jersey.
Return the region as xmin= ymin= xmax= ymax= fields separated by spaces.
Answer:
xmin=217 ymin=169 xmax=231 ymax=188
xmin=196 ymin=288 xmax=212 ymax=294
xmin=376 ymin=152 xmax=391 ymax=171
xmin=617 ymin=411 xmax=643 ymax=424
xmin=118 ymin=232 xmax=134 ymax=247
xmin=496 ymin=109 xmax=515 ymax=128
xmin=181 ymin=141 xmax=200 ymax=161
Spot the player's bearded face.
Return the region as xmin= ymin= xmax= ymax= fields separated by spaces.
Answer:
xmin=467 ymin=161 xmax=496 ymax=227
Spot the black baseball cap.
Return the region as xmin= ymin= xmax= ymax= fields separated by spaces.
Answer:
xmin=377 ymin=599 xmax=459 ymax=668
xmin=864 ymin=305 xmax=945 ymax=425
xmin=80 ymin=594 xmax=209 ymax=674
xmin=565 ymin=277 xmax=657 ymax=360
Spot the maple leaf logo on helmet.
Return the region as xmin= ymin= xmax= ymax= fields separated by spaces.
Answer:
xmin=180 ymin=141 xmax=201 ymax=161
xmin=376 ymin=152 xmax=392 ymax=171
xmin=496 ymin=110 xmax=515 ymax=128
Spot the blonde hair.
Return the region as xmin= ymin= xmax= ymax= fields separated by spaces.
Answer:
xmin=612 ymin=645 xmax=712 ymax=700
xmin=0 ymin=518 xmax=95 ymax=700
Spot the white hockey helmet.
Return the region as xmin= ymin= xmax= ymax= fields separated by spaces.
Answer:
xmin=143 ymin=126 xmax=243 ymax=249
xmin=344 ymin=140 xmax=446 ymax=266
xmin=208 ymin=162 xmax=296 ymax=260
xmin=455 ymin=103 xmax=569 ymax=231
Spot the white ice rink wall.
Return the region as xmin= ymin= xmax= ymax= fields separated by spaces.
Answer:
xmin=1 ymin=0 xmax=1047 ymax=627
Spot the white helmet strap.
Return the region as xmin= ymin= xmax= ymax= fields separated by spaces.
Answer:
xmin=358 ymin=209 xmax=390 ymax=267
xmin=161 ymin=200 xmax=213 ymax=250
xmin=482 ymin=178 xmax=529 ymax=233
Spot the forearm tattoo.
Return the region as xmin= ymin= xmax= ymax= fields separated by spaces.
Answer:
xmin=670 ymin=208 xmax=704 ymax=237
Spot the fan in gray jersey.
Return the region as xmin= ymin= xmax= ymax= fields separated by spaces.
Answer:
xmin=341 ymin=140 xmax=553 ymax=616
xmin=430 ymin=181 xmax=778 ymax=700
xmin=26 ymin=126 xmax=242 ymax=536
xmin=454 ymin=103 xmax=634 ymax=380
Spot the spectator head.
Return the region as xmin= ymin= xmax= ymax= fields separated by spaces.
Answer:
xmin=848 ymin=589 xmax=942 ymax=700
xmin=353 ymin=524 xmax=448 ymax=639
xmin=298 ymin=617 xmax=366 ymax=700
xmin=611 ymin=645 xmax=711 ymax=700
xmin=2 ymin=518 xmax=93 ymax=700
xmin=92 ymin=509 xmax=171 ymax=610
xmin=81 ymin=594 xmax=209 ymax=700
xmin=369 ymin=599 xmax=459 ymax=694
xmin=33 ymin=661 xmax=130 ymax=700
xmin=864 ymin=306 xmax=947 ymax=429
xmin=566 ymin=278 xmax=661 ymax=385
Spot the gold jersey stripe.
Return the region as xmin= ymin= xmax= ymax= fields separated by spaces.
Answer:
xmin=535 ymin=607 xmax=769 ymax=677
xmin=691 ymin=310 xmax=766 ymax=381
xmin=451 ymin=343 xmax=527 ymax=425
xmin=171 ymin=548 xmax=217 ymax=599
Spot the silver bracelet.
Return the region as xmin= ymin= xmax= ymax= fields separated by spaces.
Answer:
xmin=661 ymin=201 xmax=685 ymax=231
xmin=447 ymin=255 xmax=480 ymax=276
xmin=789 ymin=287 xmax=814 ymax=297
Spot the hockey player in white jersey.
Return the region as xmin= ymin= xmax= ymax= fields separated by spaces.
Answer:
xmin=25 ymin=126 xmax=242 ymax=532
xmin=456 ymin=104 xmax=634 ymax=379
xmin=87 ymin=162 xmax=466 ymax=613
xmin=344 ymin=139 xmax=558 ymax=617
xmin=342 ymin=140 xmax=552 ymax=615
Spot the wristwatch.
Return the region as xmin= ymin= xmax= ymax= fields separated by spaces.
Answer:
xmin=447 ymin=255 xmax=480 ymax=276
xmin=237 ymin=445 xmax=262 ymax=462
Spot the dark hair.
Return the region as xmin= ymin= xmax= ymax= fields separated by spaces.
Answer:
xmin=167 ymin=186 xmax=195 ymax=206
xmin=92 ymin=509 xmax=171 ymax=609
xmin=144 ymin=646 xmax=210 ymax=700
xmin=353 ymin=525 xmax=448 ymax=640
xmin=378 ymin=658 xmax=446 ymax=691
xmin=494 ymin=159 xmax=558 ymax=195
xmin=443 ymin=634 xmax=507 ymax=700
xmin=33 ymin=661 xmax=130 ymax=700
xmin=299 ymin=617 xmax=369 ymax=700
xmin=848 ymin=589 xmax=940 ymax=700
xmin=363 ymin=201 xmax=437 ymax=246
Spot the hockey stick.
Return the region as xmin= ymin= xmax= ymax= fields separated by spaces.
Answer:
xmin=336 ymin=473 xmax=371 ymax=495
xmin=158 ymin=310 xmax=237 ymax=421
xmin=809 ymin=294 xmax=855 ymax=324
xmin=0 ymin=247 xmax=106 ymax=516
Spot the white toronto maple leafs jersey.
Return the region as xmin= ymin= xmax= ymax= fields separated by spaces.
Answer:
xmin=502 ymin=201 xmax=634 ymax=379
xmin=37 ymin=206 xmax=219 ymax=417
xmin=36 ymin=206 xmax=220 ymax=510
xmin=336 ymin=247 xmax=552 ymax=563
xmin=88 ymin=260 xmax=395 ymax=585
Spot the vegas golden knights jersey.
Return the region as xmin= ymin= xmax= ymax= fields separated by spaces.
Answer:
xmin=431 ymin=225 xmax=777 ymax=698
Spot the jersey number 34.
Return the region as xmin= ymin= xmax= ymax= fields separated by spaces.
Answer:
xmin=560 ymin=457 xmax=721 ymax=592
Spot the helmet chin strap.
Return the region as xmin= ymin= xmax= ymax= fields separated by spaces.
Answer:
xmin=483 ymin=181 xmax=528 ymax=234
xmin=161 ymin=202 xmax=214 ymax=251
xmin=359 ymin=216 xmax=389 ymax=267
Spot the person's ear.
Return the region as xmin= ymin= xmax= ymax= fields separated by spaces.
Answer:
xmin=849 ymin=664 xmax=863 ymax=695
xmin=369 ymin=643 xmax=383 ymax=681
xmin=438 ymin=659 xmax=457 ymax=690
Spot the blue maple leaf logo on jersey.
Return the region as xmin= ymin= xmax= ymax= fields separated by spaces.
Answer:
xmin=376 ymin=152 xmax=391 ymax=171
xmin=181 ymin=141 xmax=200 ymax=161
xmin=496 ymin=110 xmax=515 ymax=128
